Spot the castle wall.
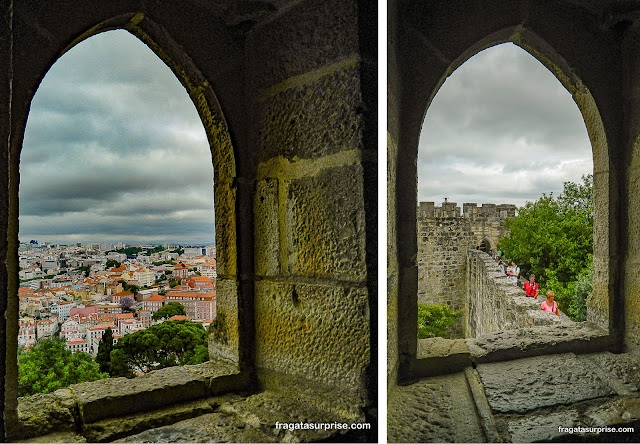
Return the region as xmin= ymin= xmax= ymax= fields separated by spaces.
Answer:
xmin=2 ymin=0 xmax=377 ymax=437
xmin=417 ymin=210 xmax=473 ymax=338
xmin=466 ymin=250 xmax=570 ymax=337
xmin=417 ymin=201 xmax=515 ymax=338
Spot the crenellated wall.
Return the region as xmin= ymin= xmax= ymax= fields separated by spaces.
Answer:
xmin=417 ymin=201 xmax=515 ymax=337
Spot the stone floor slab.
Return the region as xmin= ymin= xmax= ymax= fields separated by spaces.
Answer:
xmin=387 ymin=372 xmax=485 ymax=443
xmin=114 ymin=412 xmax=279 ymax=443
xmin=506 ymin=410 xmax=580 ymax=443
xmin=589 ymin=352 xmax=640 ymax=394
xmin=476 ymin=353 xmax=613 ymax=414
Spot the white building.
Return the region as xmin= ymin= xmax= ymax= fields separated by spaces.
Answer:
xmin=18 ymin=319 xmax=36 ymax=348
xmin=50 ymin=300 xmax=76 ymax=321
xmin=65 ymin=337 xmax=90 ymax=354
xmin=36 ymin=317 xmax=58 ymax=340
xmin=183 ymin=247 xmax=204 ymax=258
xmin=61 ymin=327 xmax=83 ymax=341
xmin=198 ymin=261 xmax=217 ymax=280
xmin=87 ymin=323 xmax=117 ymax=354
xmin=119 ymin=318 xmax=144 ymax=336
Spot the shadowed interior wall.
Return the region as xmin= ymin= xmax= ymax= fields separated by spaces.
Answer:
xmin=1 ymin=0 xmax=376 ymax=437
xmin=389 ymin=0 xmax=623 ymax=385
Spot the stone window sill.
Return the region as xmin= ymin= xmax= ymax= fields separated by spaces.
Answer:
xmin=11 ymin=359 xmax=245 ymax=441
xmin=409 ymin=323 xmax=612 ymax=380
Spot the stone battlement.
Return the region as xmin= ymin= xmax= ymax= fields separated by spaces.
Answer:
xmin=418 ymin=201 xmax=516 ymax=220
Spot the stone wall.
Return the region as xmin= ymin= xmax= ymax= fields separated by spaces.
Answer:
xmin=389 ymin=1 xmax=636 ymax=440
xmin=248 ymin=0 xmax=376 ymax=416
xmin=416 ymin=201 xmax=514 ymax=337
xmin=1 ymin=0 xmax=377 ymax=439
xmin=466 ymin=250 xmax=571 ymax=338
xmin=417 ymin=210 xmax=473 ymax=337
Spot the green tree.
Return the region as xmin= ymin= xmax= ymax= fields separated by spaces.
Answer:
xmin=106 ymin=259 xmax=121 ymax=269
xmin=152 ymin=302 xmax=186 ymax=321
xmin=18 ymin=338 xmax=107 ymax=397
xmin=109 ymin=320 xmax=208 ymax=377
xmin=417 ymin=303 xmax=462 ymax=339
xmin=498 ymin=175 xmax=593 ymax=319
xmin=96 ymin=328 xmax=115 ymax=373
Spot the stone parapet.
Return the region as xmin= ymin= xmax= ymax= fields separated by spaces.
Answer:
xmin=466 ymin=250 xmax=572 ymax=337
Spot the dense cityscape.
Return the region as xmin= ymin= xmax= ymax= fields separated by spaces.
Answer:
xmin=17 ymin=240 xmax=216 ymax=356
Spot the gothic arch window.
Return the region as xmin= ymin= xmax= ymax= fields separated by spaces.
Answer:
xmin=7 ymin=20 xmax=243 ymax=430
xmin=399 ymin=32 xmax=612 ymax=380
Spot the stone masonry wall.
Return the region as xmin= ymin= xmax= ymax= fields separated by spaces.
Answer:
xmin=417 ymin=208 xmax=473 ymax=337
xmin=466 ymin=250 xmax=572 ymax=337
xmin=417 ymin=201 xmax=515 ymax=337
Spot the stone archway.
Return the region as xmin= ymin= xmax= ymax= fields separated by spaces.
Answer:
xmin=389 ymin=1 xmax=616 ymax=385
xmin=478 ymin=238 xmax=492 ymax=253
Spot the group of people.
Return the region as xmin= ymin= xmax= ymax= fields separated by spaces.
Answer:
xmin=497 ymin=258 xmax=559 ymax=316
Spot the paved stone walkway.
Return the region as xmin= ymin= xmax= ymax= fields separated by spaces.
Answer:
xmin=388 ymin=351 xmax=640 ymax=442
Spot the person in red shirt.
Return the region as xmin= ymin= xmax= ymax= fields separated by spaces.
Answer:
xmin=522 ymin=274 xmax=539 ymax=299
xmin=541 ymin=290 xmax=559 ymax=316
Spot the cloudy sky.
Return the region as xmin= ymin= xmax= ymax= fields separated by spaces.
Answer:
xmin=20 ymin=30 xmax=215 ymax=246
xmin=418 ymin=42 xmax=592 ymax=209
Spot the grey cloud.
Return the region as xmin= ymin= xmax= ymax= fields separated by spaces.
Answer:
xmin=418 ymin=43 xmax=592 ymax=207
xmin=19 ymin=30 xmax=215 ymax=244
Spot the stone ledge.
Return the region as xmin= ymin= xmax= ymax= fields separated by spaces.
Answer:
xmin=469 ymin=323 xmax=613 ymax=364
xmin=411 ymin=323 xmax=612 ymax=379
xmin=12 ymin=359 xmax=244 ymax=441
xmin=413 ymin=337 xmax=471 ymax=377
xmin=477 ymin=353 xmax=614 ymax=414
xmin=113 ymin=390 xmax=367 ymax=443
xmin=83 ymin=394 xmax=246 ymax=443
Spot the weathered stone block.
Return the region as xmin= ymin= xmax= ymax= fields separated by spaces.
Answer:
xmin=71 ymin=366 xmax=209 ymax=423
xmin=114 ymin=411 xmax=278 ymax=443
xmin=589 ymin=352 xmax=640 ymax=393
xmin=414 ymin=337 xmax=471 ymax=376
xmin=83 ymin=397 xmax=219 ymax=442
xmin=506 ymin=410 xmax=580 ymax=443
xmin=254 ymin=178 xmax=280 ymax=277
xmin=584 ymin=397 xmax=640 ymax=427
xmin=387 ymin=373 xmax=484 ymax=443
xmin=216 ymin=390 xmax=362 ymax=442
xmin=477 ymin=353 xmax=613 ymax=414
xmin=285 ymin=165 xmax=366 ymax=281
xmin=213 ymin=178 xmax=237 ymax=278
xmin=208 ymin=278 xmax=239 ymax=363
xmin=246 ymin=0 xmax=358 ymax=90
xmin=257 ymin=64 xmax=364 ymax=162
xmin=16 ymin=391 xmax=76 ymax=439
xmin=254 ymin=280 xmax=370 ymax=391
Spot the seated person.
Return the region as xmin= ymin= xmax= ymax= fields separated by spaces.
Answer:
xmin=541 ymin=290 xmax=559 ymax=316
xmin=522 ymin=274 xmax=539 ymax=298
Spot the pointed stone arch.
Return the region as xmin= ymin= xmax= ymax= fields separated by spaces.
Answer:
xmin=390 ymin=3 xmax=616 ymax=383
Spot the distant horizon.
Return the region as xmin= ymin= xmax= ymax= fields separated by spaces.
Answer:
xmin=19 ymin=239 xmax=216 ymax=247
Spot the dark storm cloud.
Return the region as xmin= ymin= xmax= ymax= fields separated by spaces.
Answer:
xmin=19 ymin=30 xmax=214 ymax=244
xmin=418 ymin=43 xmax=592 ymax=208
